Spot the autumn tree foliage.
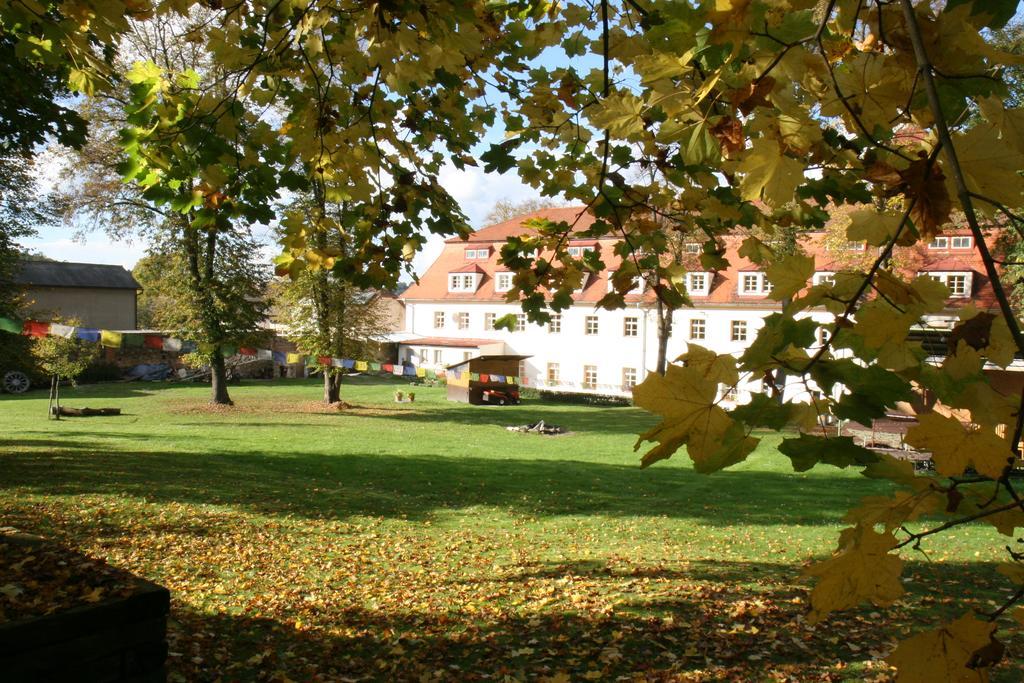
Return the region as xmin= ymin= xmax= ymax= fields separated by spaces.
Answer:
xmin=5 ymin=0 xmax=1024 ymax=677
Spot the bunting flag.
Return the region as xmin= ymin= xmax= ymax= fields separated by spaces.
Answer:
xmin=24 ymin=321 xmax=49 ymax=338
xmin=0 ymin=317 xmax=21 ymax=334
xmin=100 ymin=330 xmax=123 ymax=348
xmin=0 ymin=318 xmax=530 ymax=387
xmin=50 ymin=323 xmax=75 ymax=339
xmin=77 ymin=328 xmax=100 ymax=342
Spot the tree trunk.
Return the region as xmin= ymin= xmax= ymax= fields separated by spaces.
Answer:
xmin=324 ymin=370 xmax=342 ymax=403
xmin=209 ymin=349 xmax=233 ymax=405
xmin=655 ymin=300 xmax=672 ymax=375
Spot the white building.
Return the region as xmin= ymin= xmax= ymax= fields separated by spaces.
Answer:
xmin=398 ymin=207 xmax=991 ymax=404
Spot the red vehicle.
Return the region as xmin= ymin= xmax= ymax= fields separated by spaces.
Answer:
xmin=483 ymin=388 xmax=520 ymax=405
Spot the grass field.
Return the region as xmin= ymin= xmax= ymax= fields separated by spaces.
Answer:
xmin=1 ymin=377 xmax=1021 ymax=681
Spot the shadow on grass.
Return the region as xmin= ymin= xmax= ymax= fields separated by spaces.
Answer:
xmin=0 ymin=443 xmax=890 ymax=525
xmin=161 ymin=558 xmax=1023 ymax=682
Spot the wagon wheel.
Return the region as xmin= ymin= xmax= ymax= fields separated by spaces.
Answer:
xmin=2 ymin=370 xmax=30 ymax=394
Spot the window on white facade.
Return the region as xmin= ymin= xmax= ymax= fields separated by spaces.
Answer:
xmin=684 ymin=242 xmax=701 ymax=254
xmin=518 ymin=360 xmax=526 ymax=380
xmin=495 ymin=272 xmax=514 ymax=292
xmin=739 ymin=272 xmax=770 ymax=295
xmin=731 ymin=320 xmax=748 ymax=342
xmin=484 ymin=312 xmax=496 ymax=330
xmin=929 ymin=237 xmax=948 ymax=249
xmin=433 ymin=349 xmax=443 ymax=365
xmin=547 ymin=362 xmax=560 ymax=384
xmin=514 ymin=313 xmax=526 ymax=332
xmin=585 ymin=315 xmax=599 ymax=335
xmin=813 ymin=271 xmax=835 ymax=286
xmin=720 ymin=385 xmax=738 ymax=401
xmin=583 ymin=365 xmax=598 ymax=389
xmin=548 ymin=313 xmax=561 ymax=333
xmin=465 ymin=248 xmax=489 ymax=259
xmin=920 ymin=271 xmax=973 ymax=298
xmin=433 ymin=311 xmax=445 ymax=329
xmin=951 ymin=236 xmax=972 ymax=249
xmin=622 ymin=367 xmax=637 ymax=390
xmin=448 ymin=273 xmax=479 ymax=292
xmin=455 ymin=312 xmax=470 ymax=330
xmin=463 ymin=351 xmax=472 ymax=361
xmin=686 ymin=272 xmax=710 ymax=296
xmin=567 ymin=245 xmax=596 ymax=257
xmin=847 ymin=242 xmax=866 ymax=251
xmin=689 ymin=319 xmax=706 ymax=340
xmin=817 ymin=327 xmax=830 ymax=346
xmin=623 ymin=317 xmax=638 ymax=337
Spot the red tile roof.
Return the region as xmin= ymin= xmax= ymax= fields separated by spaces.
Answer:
xmin=400 ymin=337 xmax=498 ymax=348
xmin=405 ymin=208 xmax=1001 ymax=311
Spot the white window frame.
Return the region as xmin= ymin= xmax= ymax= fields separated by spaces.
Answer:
xmin=448 ymin=272 xmax=480 ymax=292
xmin=686 ymin=272 xmax=711 ymax=296
xmin=494 ymin=272 xmax=514 ymax=292
xmin=582 ymin=364 xmax=598 ymax=389
xmin=928 ymin=237 xmax=948 ymax=249
xmin=607 ymin=272 xmax=644 ymax=295
xmin=689 ymin=318 xmax=706 ymax=341
xmin=919 ymin=271 xmax=973 ymax=298
xmin=622 ymin=367 xmax=637 ymax=389
xmin=456 ymin=312 xmax=470 ymax=330
xmin=623 ymin=316 xmax=639 ymax=337
xmin=684 ymin=242 xmax=701 ymax=254
xmin=731 ymin=320 xmax=748 ymax=342
xmin=465 ymin=248 xmax=489 ymax=259
xmin=584 ymin=315 xmax=599 ymax=335
xmin=846 ymin=241 xmax=866 ymax=252
xmin=433 ymin=311 xmax=445 ymax=329
xmin=738 ymin=272 xmax=770 ymax=296
xmin=514 ymin=313 xmax=526 ymax=332
xmin=567 ymin=245 xmax=596 ymax=258
xmin=484 ymin=312 xmax=496 ymax=330
xmin=813 ymin=271 xmax=835 ymax=286
xmin=432 ymin=349 xmax=443 ymax=365
xmin=546 ymin=362 xmax=560 ymax=384
xmin=548 ymin=313 xmax=562 ymax=333
xmin=951 ymin=236 xmax=972 ymax=249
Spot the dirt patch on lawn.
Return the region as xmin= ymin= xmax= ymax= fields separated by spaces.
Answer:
xmin=162 ymin=397 xmax=416 ymax=418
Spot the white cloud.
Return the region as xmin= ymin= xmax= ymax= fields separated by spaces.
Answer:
xmin=23 ymin=234 xmax=147 ymax=269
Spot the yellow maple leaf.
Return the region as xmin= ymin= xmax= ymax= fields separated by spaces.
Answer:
xmin=905 ymin=413 xmax=1014 ymax=480
xmin=765 ymin=253 xmax=815 ymax=301
xmin=675 ymin=343 xmax=739 ymax=386
xmin=737 ymin=137 xmax=805 ymax=207
xmin=887 ymin=612 xmax=997 ymax=683
xmin=845 ymin=208 xmax=904 ymax=247
xmin=632 ymin=363 xmax=755 ymax=471
xmin=949 ymin=123 xmax=1024 ymax=213
xmin=843 ymin=489 xmax=941 ymax=532
xmin=804 ymin=523 xmax=904 ymax=623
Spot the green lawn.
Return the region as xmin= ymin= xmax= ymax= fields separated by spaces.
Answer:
xmin=1 ymin=377 xmax=1020 ymax=681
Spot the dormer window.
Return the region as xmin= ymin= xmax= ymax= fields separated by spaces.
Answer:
xmin=738 ymin=272 xmax=771 ymax=295
xmin=567 ymin=245 xmax=596 ymax=257
xmin=919 ymin=271 xmax=973 ymax=298
xmin=813 ymin=271 xmax=835 ymax=286
xmin=448 ymin=272 xmax=481 ymax=292
xmin=607 ymin=272 xmax=644 ymax=294
xmin=846 ymin=242 xmax=866 ymax=251
xmin=494 ymin=272 xmax=514 ymax=292
xmin=951 ymin=236 xmax=972 ymax=249
xmin=928 ymin=237 xmax=948 ymax=249
xmin=465 ymin=248 xmax=489 ymax=260
xmin=684 ymin=242 xmax=701 ymax=254
xmin=686 ymin=272 xmax=711 ymax=296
